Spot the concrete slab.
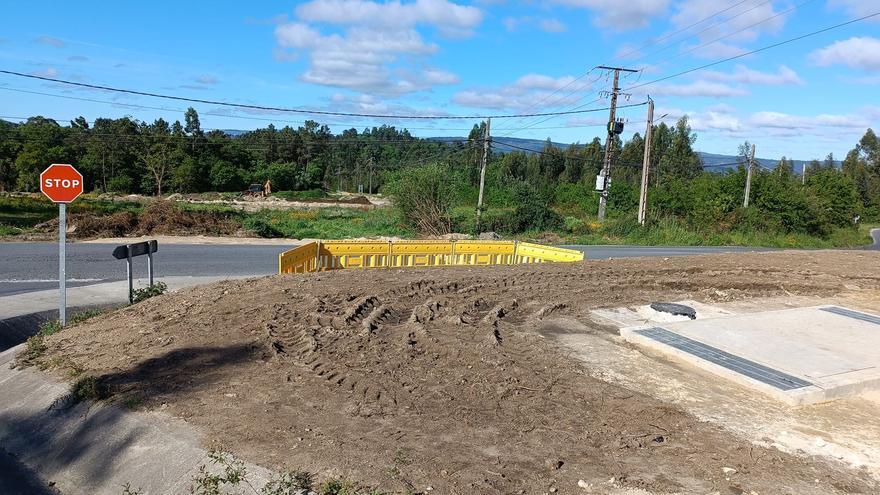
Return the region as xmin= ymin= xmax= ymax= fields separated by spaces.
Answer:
xmin=620 ymin=305 xmax=880 ymax=406
xmin=0 ymin=344 xmax=282 ymax=495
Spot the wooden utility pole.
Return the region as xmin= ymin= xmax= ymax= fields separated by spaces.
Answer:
xmin=476 ymin=118 xmax=491 ymax=235
xmin=368 ymin=155 xmax=373 ymax=194
xmin=743 ymin=143 xmax=756 ymax=208
xmin=597 ymin=66 xmax=638 ymax=222
xmin=637 ymin=98 xmax=654 ymax=225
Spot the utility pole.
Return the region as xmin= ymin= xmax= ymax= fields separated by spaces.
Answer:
xmin=802 ymin=163 xmax=807 ymax=185
xmin=368 ymin=155 xmax=373 ymax=194
xmin=743 ymin=143 xmax=756 ymax=208
xmin=637 ymin=98 xmax=654 ymax=225
xmin=597 ymin=66 xmax=638 ymax=222
xmin=476 ymin=118 xmax=491 ymax=236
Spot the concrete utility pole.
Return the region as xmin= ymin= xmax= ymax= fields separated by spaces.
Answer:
xmin=637 ymin=98 xmax=654 ymax=225
xmin=476 ymin=118 xmax=491 ymax=235
xmin=597 ymin=66 xmax=638 ymax=222
xmin=743 ymin=143 xmax=756 ymax=208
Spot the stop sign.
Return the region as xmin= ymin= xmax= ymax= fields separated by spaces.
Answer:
xmin=40 ymin=164 xmax=84 ymax=203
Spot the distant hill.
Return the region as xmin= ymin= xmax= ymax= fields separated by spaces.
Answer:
xmin=218 ymin=131 xmax=836 ymax=171
xmin=428 ymin=136 xmax=838 ymax=171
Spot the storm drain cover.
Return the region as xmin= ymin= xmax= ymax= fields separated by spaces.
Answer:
xmin=634 ymin=327 xmax=813 ymax=391
xmin=821 ymin=306 xmax=880 ymax=326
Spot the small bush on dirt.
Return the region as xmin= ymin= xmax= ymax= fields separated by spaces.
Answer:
xmin=319 ymin=478 xmax=361 ymax=495
xmin=120 ymin=483 xmax=144 ymax=495
xmin=132 ymin=282 xmax=168 ymax=304
xmin=68 ymin=375 xmax=109 ymax=404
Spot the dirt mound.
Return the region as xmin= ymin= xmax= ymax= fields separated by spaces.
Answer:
xmin=35 ymin=251 xmax=880 ymax=494
xmin=34 ymin=201 xmax=241 ymax=239
xmin=135 ymin=200 xmax=240 ymax=236
xmin=35 ymin=211 xmax=138 ymax=238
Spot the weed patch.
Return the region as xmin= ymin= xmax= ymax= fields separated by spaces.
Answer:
xmin=132 ymin=282 xmax=168 ymax=303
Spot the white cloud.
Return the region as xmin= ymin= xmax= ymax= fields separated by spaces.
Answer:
xmin=750 ymin=111 xmax=871 ymax=130
xmin=67 ymin=55 xmax=89 ymax=62
xmin=30 ymin=67 xmax=59 ymax=78
xmin=195 ymin=74 xmax=219 ymax=85
xmin=828 ymin=0 xmax=880 ymax=19
xmin=539 ymin=19 xmax=567 ymax=33
xmin=274 ymin=0 xmax=477 ymax=95
xmin=811 ymin=37 xmax=880 ymax=72
xmin=504 ymin=16 xmax=567 ymax=33
xmin=294 ymin=0 xmax=482 ymax=35
xmin=647 ymin=80 xmax=748 ymax=97
xmin=671 ymin=0 xmax=789 ymax=59
xmin=452 ymin=73 xmax=585 ymax=110
xmin=551 ymin=0 xmax=671 ymax=30
xmin=702 ymin=65 xmax=804 ymax=86
xmin=35 ymin=36 xmax=65 ymax=48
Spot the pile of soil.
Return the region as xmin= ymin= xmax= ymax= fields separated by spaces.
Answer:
xmin=35 ymin=251 xmax=880 ymax=494
xmin=34 ymin=201 xmax=241 ymax=239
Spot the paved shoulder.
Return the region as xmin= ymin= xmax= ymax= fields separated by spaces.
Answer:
xmin=0 ymin=448 xmax=59 ymax=495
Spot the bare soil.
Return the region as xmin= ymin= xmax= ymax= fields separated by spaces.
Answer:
xmin=33 ymin=250 xmax=880 ymax=494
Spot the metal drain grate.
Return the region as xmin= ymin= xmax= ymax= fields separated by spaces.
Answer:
xmin=634 ymin=327 xmax=813 ymax=391
xmin=820 ymin=306 xmax=880 ymax=326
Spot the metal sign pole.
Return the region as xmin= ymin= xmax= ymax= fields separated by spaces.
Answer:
xmin=59 ymin=203 xmax=67 ymax=327
xmin=147 ymin=250 xmax=154 ymax=287
xmin=127 ymin=246 xmax=133 ymax=304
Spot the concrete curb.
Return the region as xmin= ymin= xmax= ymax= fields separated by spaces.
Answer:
xmin=0 ymin=344 xmax=276 ymax=495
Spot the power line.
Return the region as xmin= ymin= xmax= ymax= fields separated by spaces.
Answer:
xmin=0 ymin=69 xmax=635 ymax=120
xmin=624 ymin=11 xmax=880 ymax=93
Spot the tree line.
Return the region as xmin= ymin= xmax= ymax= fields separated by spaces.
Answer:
xmin=1 ymin=107 xmax=877 ymax=237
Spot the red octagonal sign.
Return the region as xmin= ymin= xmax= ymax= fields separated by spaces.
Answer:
xmin=40 ymin=164 xmax=84 ymax=203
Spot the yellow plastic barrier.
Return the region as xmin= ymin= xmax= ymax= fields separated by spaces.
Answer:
xmin=279 ymin=240 xmax=583 ymax=274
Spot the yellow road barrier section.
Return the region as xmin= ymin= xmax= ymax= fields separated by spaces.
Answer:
xmin=279 ymin=240 xmax=584 ymax=274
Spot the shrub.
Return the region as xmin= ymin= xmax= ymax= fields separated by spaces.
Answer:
xmin=504 ymin=182 xmax=563 ymax=234
xmin=383 ymin=163 xmax=464 ymax=236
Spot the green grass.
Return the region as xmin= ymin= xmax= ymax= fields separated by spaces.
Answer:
xmin=271 ymin=189 xmax=327 ymax=201
xmin=565 ymin=216 xmax=875 ymax=249
xmin=243 ymin=207 xmax=415 ymax=239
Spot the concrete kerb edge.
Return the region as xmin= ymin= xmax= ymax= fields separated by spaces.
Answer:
xmin=619 ymin=326 xmax=826 ymax=406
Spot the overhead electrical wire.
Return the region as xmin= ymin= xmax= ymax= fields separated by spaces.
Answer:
xmin=624 ymin=11 xmax=880 ymax=93
xmin=0 ymin=69 xmax=635 ymax=120
xmin=492 ymin=0 xmax=781 ymax=136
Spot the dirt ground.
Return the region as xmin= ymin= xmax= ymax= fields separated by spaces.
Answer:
xmin=32 ymin=250 xmax=880 ymax=494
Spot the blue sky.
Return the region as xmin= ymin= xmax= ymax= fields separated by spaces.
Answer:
xmin=1 ymin=0 xmax=878 ymax=160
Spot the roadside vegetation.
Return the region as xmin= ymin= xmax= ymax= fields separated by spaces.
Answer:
xmin=1 ymin=109 xmax=878 ymax=247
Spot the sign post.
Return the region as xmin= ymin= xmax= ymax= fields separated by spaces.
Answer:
xmin=40 ymin=164 xmax=84 ymax=327
xmin=112 ymin=241 xmax=159 ymax=304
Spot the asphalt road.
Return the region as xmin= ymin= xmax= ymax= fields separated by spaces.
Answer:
xmin=0 ymin=242 xmax=288 ymax=297
xmin=0 ymin=241 xmax=777 ymax=297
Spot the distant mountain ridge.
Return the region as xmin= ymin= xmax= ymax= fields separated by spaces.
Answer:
xmin=428 ymin=136 xmax=838 ymax=171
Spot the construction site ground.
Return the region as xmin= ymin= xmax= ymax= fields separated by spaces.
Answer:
xmin=27 ymin=250 xmax=880 ymax=494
